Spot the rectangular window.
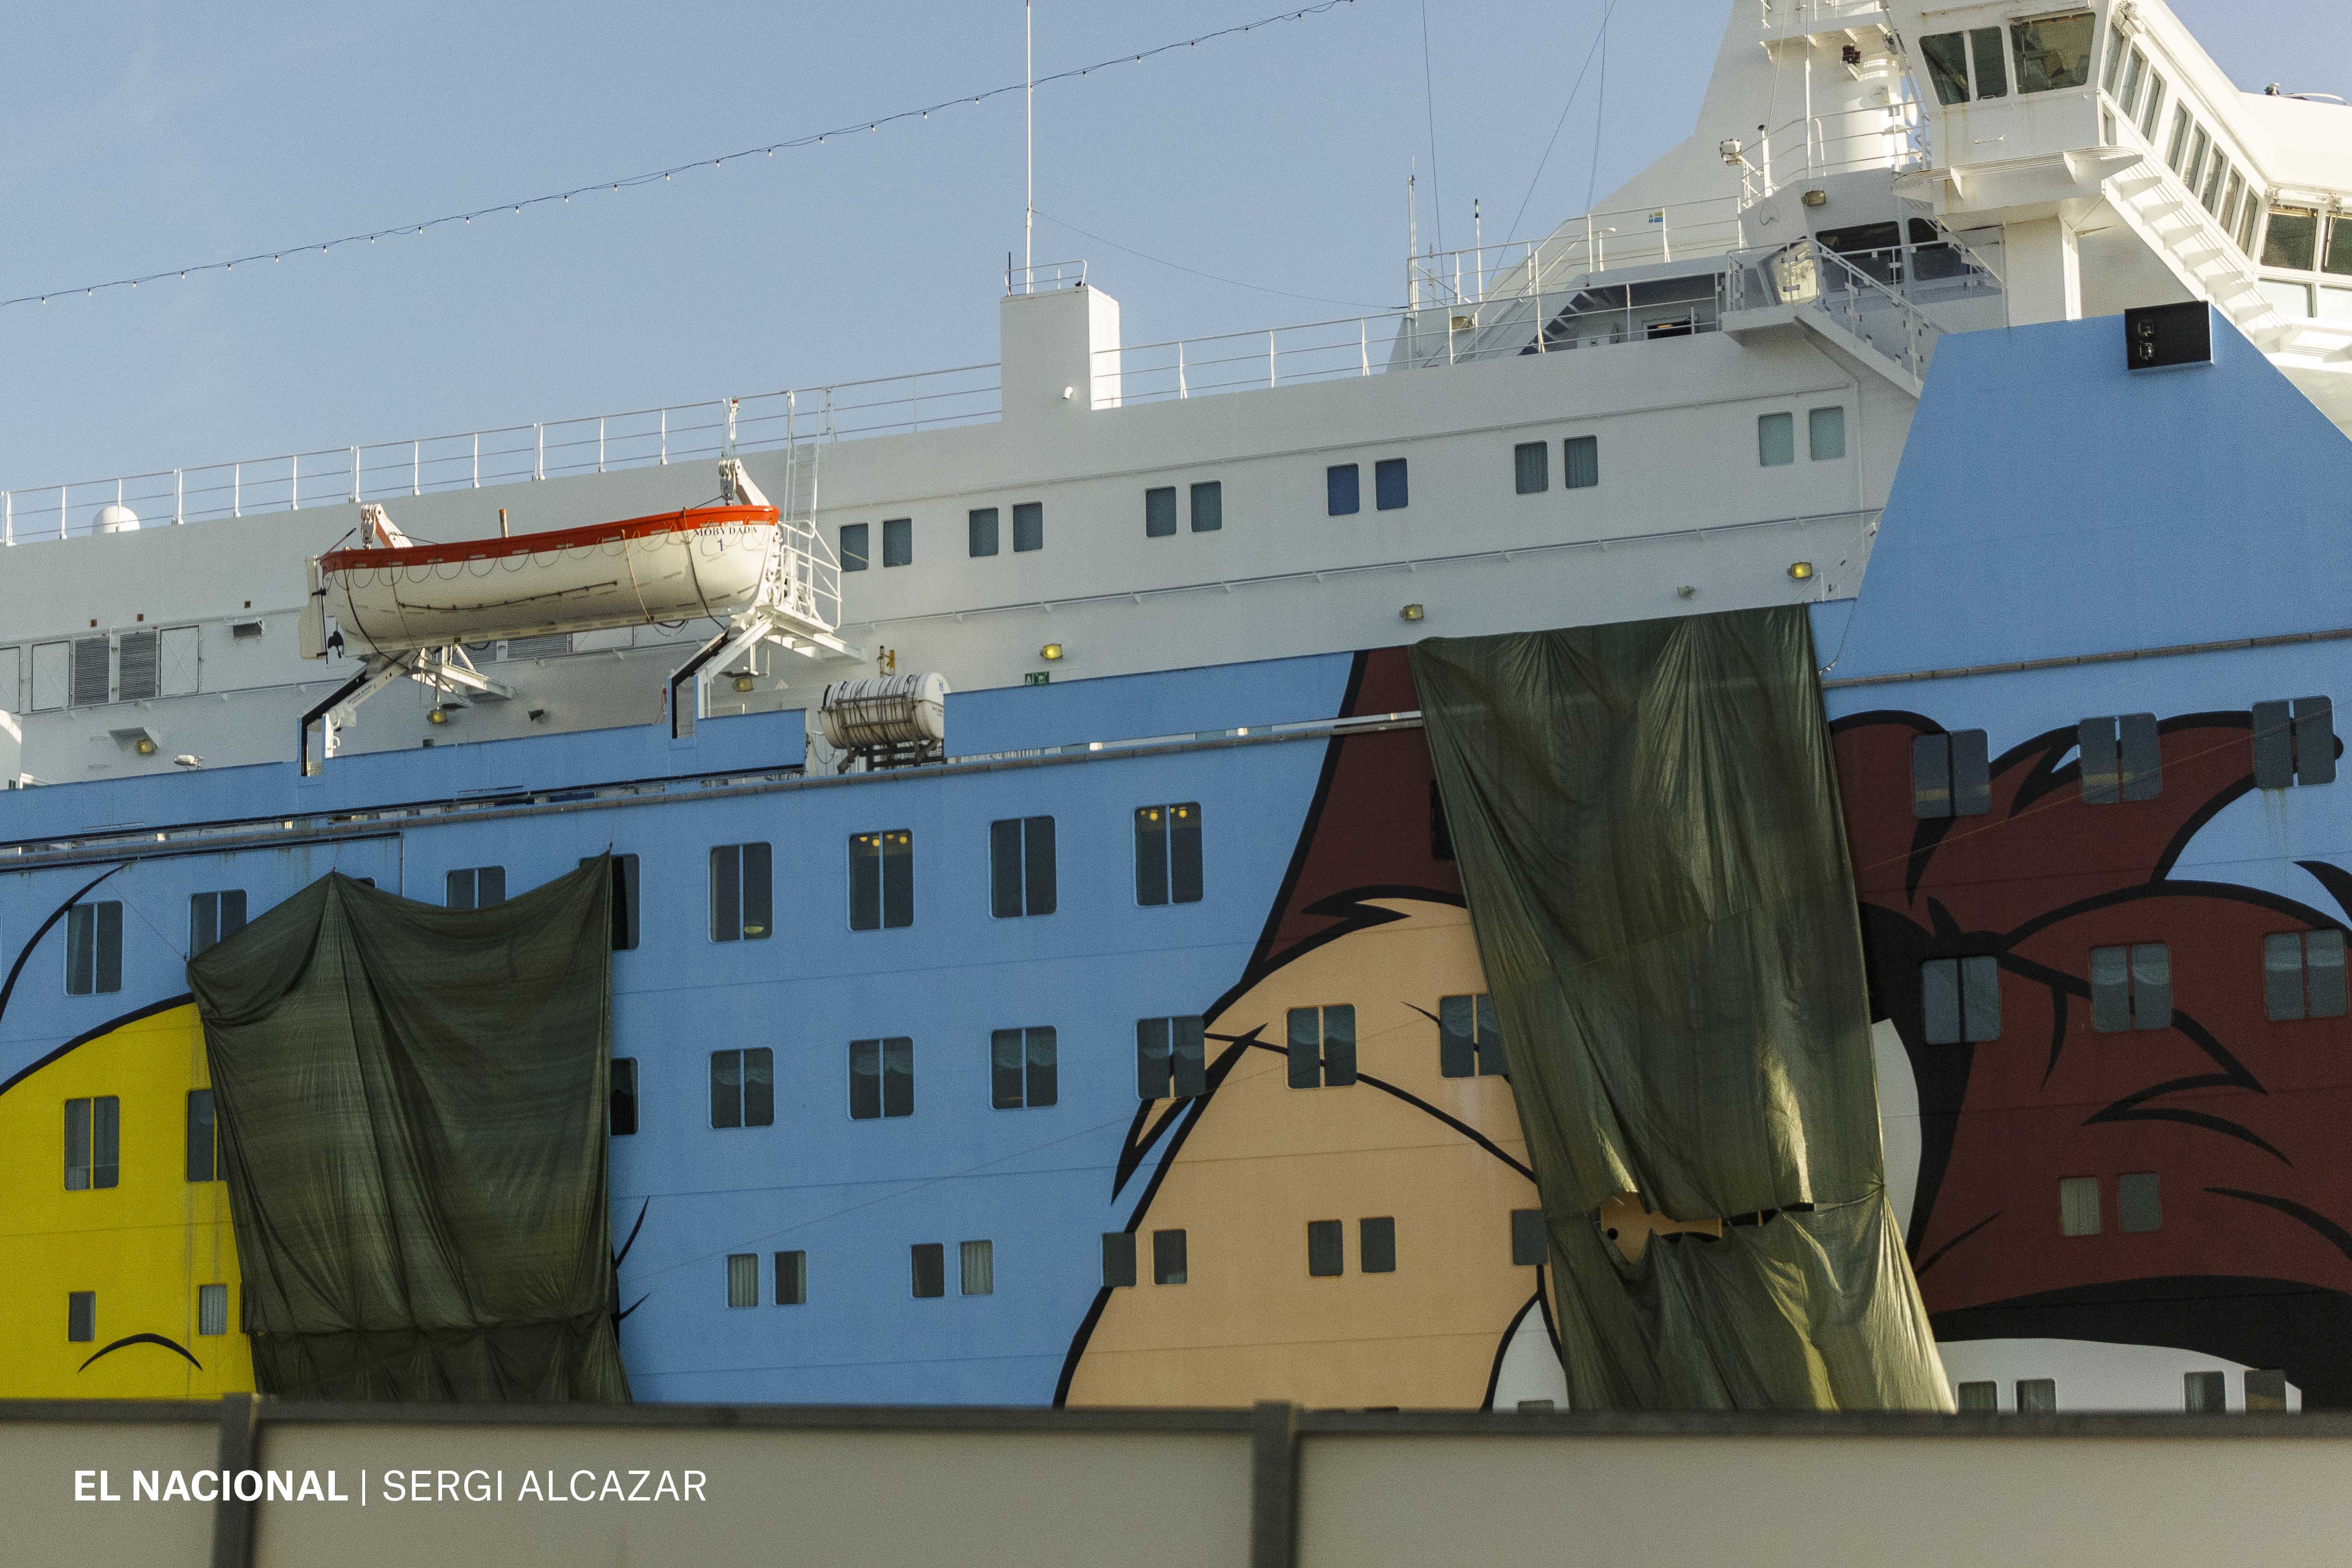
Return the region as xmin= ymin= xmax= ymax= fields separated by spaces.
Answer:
xmin=2263 ymin=929 xmax=2348 ymax=1021
xmin=610 ymin=1058 xmax=638 ymax=1136
xmin=1920 ymin=956 xmax=2002 ymax=1045
xmin=589 ymin=853 xmax=639 ymax=951
xmin=2246 ymin=1368 xmax=2288 ymax=1411
xmin=1153 ymin=1228 xmax=1189 ymax=1285
xmin=2184 ymin=1370 xmax=2226 ymax=1413
xmin=2166 ymin=106 xmax=2193 ymax=173
xmin=444 ymin=866 xmax=505 ymax=909
xmin=197 ymin=1283 xmax=228 ymax=1337
xmin=1955 ymin=1380 xmax=1998 ymax=1412
xmin=989 ymin=816 xmax=1056 ymax=918
xmin=1808 ymin=406 xmax=1847 ymax=461
xmin=2328 ymin=217 xmax=2352 ymax=277
xmin=1437 ymin=994 xmax=1507 ymax=1078
xmin=2263 ymin=208 xmax=2320 ymax=271
xmin=1012 ymin=501 xmax=1044 ymax=553
xmin=881 ymin=517 xmax=912 ymax=568
xmin=1306 ymin=1219 xmax=1345 ymax=1277
xmin=1133 ymin=803 xmax=1203 ymax=906
xmin=848 ymin=830 xmax=914 ymax=930
xmin=968 ymin=507 xmax=1000 ymax=557
xmin=2220 ymin=172 xmax=2246 ymax=239
xmin=2138 ymin=73 xmax=2165 ymax=137
xmin=1511 ymin=1208 xmax=1548 ymax=1266
xmin=186 ymin=1089 xmax=219 ymax=1181
xmin=849 ymin=1037 xmax=915 ymax=1119
xmin=990 ymin=1026 xmax=1058 ymax=1109
xmin=1430 ymin=781 xmax=1456 ymax=861
xmin=1563 ymin=434 xmax=1600 ymax=490
xmin=1921 ymin=32 xmax=1970 ymax=105
xmin=2119 ymin=49 xmax=2147 ymax=119
xmin=2060 ymin=1175 xmax=2102 ymax=1236
xmin=2011 ymin=12 xmax=2094 ymax=94
xmin=726 ymin=1253 xmax=758 ymax=1309
xmin=188 ymin=890 xmax=248 ymax=957
xmin=1327 ymin=464 xmax=1360 ymax=516
xmin=2252 ymin=697 xmax=2335 ymax=789
xmin=1513 ymin=442 xmax=1549 ymax=494
xmin=1360 ymin=1217 xmax=1397 ymax=1274
xmin=1969 ymin=26 xmax=2008 ymax=98
xmin=68 ymin=1291 xmax=95 ymax=1343
xmin=1145 ymin=486 xmax=1177 ymax=538
xmin=1102 ymin=1231 xmax=1138 ymax=1288
xmin=775 ymin=1250 xmax=807 ymax=1306
xmin=709 ymin=1048 xmax=775 ymax=1129
xmin=2015 ymin=1378 xmax=2059 ymax=1412
xmin=1374 ymin=457 xmax=1408 ymax=511
xmin=64 ymin=901 xmax=122 ymax=996
xmin=1757 ymin=412 xmax=1796 ymax=467
xmin=2119 ymin=1171 xmax=2162 ymax=1234
xmin=2100 ymin=28 xmax=2126 ymax=94
xmin=1136 ymin=1015 xmax=1208 ymax=1100
xmin=911 ymin=1242 xmax=946 ymax=1298
xmin=1911 ymin=729 xmax=1991 ymax=818
xmin=840 ymin=522 xmax=869 ymax=572
xmin=1190 ymin=481 xmax=1222 ymax=533
xmin=710 ymin=842 xmax=774 ymax=942
xmin=2184 ymin=127 xmax=2211 ymax=195
xmin=2078 ymin=714 xmax=2160 ymax=803
xmin=1286 ymin=1004 xmax=1358 ymax=1088
xmin=960 ymin=1238 xmax=994 ymax=1295
xmin=2201 ymin=156 xmax=2228 ymax=215
xmin=2089 ymin=943 xmax=2171 ymax=1033
xmin=64 ymin=1096 xmax=119 ymax=1190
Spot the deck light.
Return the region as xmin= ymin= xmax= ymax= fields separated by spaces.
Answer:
xmin=1041 ymin=643 xmax=1064 ymax=661
xmin=733 ymin=674 xmax=756 ymax=693
xmin=1788 ymin=561 xmax=1815 ymax=581
xmin=427 ymin=708 xmax=449 ymax=725
xmin=1400 ymin=604 xmax=1424 ymax=622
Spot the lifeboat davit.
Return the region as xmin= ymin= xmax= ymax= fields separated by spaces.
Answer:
xmin=308 ymin=503 xmax=783 ymax=659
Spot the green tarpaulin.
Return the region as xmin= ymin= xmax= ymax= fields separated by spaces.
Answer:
xmin=1412 ymin=608 xmax=1949 ymax=1410
xmin=188 ymin=860 xmax=629 ymax=1402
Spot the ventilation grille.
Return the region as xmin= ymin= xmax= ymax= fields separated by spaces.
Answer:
xmin=117 ymin=631 xmax=160 ymax=702
xmin=503 ymin=633 xmax=572 ymax=660
xmin=70 ymin=637 xmax=110 ymax=707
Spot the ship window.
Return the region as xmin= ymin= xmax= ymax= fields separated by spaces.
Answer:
xmin=726 ymin=1253 xmax=758 ymax=1309
xmin=2327 ymin=218 xmax=2352 ymax=277
xmin=1514 ymin=441 xmax=1549 ymax=494
xmin=2015 ymin=1378 xmax=2059 ymax=1412
xmin=2137 ymin=72 xmax=2165 ymax=137
xmin=1360 ymin=1217 xmax=1398 ymax=1274
xmin=2201 ymin=156 xmax=2228 ymax=215
xmin=2010 ymin=13 xmax=2094 ymax=94
xmin=64 ymin=902 xmax=122 ymax=996
xmin=990 ymin=1026 xmax=1058 ymax=1109
xmin=1191 ymin=480 xmax=1223 ymax=532
xmin=1920 ymin=956 xmax=2002 ymax=1044
xmin=577 ymin=853 xmax=639 ymax=951
xmin=2119 ymin=1172 xmax=2162 ymax=1233
xmin=2184 ymin=1371 xmax=2226 ymax=1413
xmin=968 ymin=506 xmax=1000 ymax=557
xmin=2059 ymin=1175 xmax=2102 ymax=1236
xmin=1438 ymin=993 xmax=1507 ymax=1078
xmin=1287 ymin=1004 xmax=1358 ymax=1088
xmin=2100 ymin=28 xmax=2126 ymax=95
xmin=2183 ymin=127 xmax=2210 ymax=194
xmin=1327 ymin=464 xmax=1360 ymax=515
xmin=1955 ymin=1381 xmax=1998 ymax=1412
xmin=710 ymin=843 xmax=773 ymax=941
xmin=850 ymin=1037 xmax=915 ymax=1119
xmin=2253 ymin=697 xmax=2335 ymax=788
xmin=2220 ymin=171 xmax=2246 ymax=237
xmin=445 ymin=866 xmax=505 ymax=909
xmin=959 ymin=1238 xmax=995 ymax=1295
xmin=2089 ymin=943 xmax=2171 ymax=1033
xmin=1375 ymin=457 xmax=1409 ymax=511
xmin=2264 ymin=929 xmax=2348 ymax=1021
xmin=2238 ymin=194 xmax=2263 ymax=255
xmin=989 ymin=816 xmax=1057 ymax=918
xmin=1134 ymin=802 xmax=1203 ymax=906
xmin=1921 ymin=33 xmax=1971 ymax=105
xmin=197 ymin=1283 xmax=229 ymax=1338
xmin=2077 ymin=714 xmax=2160 ymax=803
xmin=1809 ymin=406 xmax=1846 ymax=460
xmin=709 ymin=1047 xmax=774 ymax=1129
xmin=1912 ymin=728 xmax=1992 ymax=818
xmin=849 ymin=829 xmax=914 ymax=929
xmin=65 ymin=1096 xmax=120 ymax=1190
xmin=775 ymin=1250 xmax=807 ymax=1305
xmin=1153 ymin=1228 xmax=1189 ymax=1285
xmin=911 ymin=1242 xmax=946 ymax=1298
xmin=2247 ymin=1369 xmax=2288 ymax=1410
xmin=1969 ymin=26 xmax=2007 ymax=98
xmin=2165 ymin=106 xmax=2192 ymax=173
xmin=879 ymin=516 xmax=912 ymax=568
xmin=2119 ymin=49 xmax=2147 ymax=119
xmin=840 ymin=522 xmax=869 ymax=571
xmin=68 ymin=1292 xmax=95 ymax=1344
xmin=610 ymin=1058 xmax=638 ymax=1136
xmin=1510 ymin=1208 xmax=1548 ymax=1266
xmin=1145 ymin=486 xmax=1177 ymax=537
xmin=1102 ymin=1232 xmax=1138 ymax=1287
xmin=1136 ymin=1015 xmax=1208 ymax=1100
xmin=1013 ymin=501 xmax=1044 ymax=553
xmin=1430 ymin=780 xmax=1456 ymax=861
xmin=186 ymin=1089 xmax=220 ymax=1181
xmin=1757 ymin=412 xmax=1796 ymax=467
xmin=189 ymin=889 xmax=247 ymax=957
xmin=1564 ymin=434 xmax=1600 ymax=489
xmin=1307 ymin=1219 xmax=1345 ymax=1277
xmin=2258 ymin=199 xmax=2318 ymax=269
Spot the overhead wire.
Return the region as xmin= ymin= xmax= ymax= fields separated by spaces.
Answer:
xmin=1502 ymin=0 xmax=1620 ymax=246
xmin=1031 ymin=210 xmax=1391 ymax=309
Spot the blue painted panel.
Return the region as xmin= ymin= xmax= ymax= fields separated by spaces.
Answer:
xmin=946 ymin=653 xmax=1355 ymax=756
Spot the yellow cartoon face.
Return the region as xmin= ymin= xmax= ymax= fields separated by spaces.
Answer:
xmin=0 ymin=1002 xmax=254 ymax=1398
xmin=1066 ymin=898 xmax=1556 ymax=1410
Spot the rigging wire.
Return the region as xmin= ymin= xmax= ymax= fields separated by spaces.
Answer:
xmin=1585 ymin=7 xmax=1610 ymax=211
xmin=1501 ymin=0 xmax=1620 ymax=246
xmin=1418 ymin=0 xmax=1446 ymax=258
xmin=1032 ymin=210 xmax=1391 ymax=309
xmin=0 ymin=1 xmax=1361 ymax=315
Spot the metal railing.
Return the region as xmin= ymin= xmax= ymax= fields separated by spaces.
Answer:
xmin=1006 ymin=259 xmax=1087 ymax=295
xmin=0 ymin=363 xmax=1000 ymax=545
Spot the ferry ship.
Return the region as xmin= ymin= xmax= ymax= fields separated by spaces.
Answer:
xmin=4 ymin=0 xmax=2350 ymax=1415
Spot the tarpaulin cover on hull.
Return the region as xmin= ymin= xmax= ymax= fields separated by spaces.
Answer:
xmin=187 ymin=860 xmax=628 ymax=1402
xmin=1412 ymin=608 xmax=1950 ymax=1410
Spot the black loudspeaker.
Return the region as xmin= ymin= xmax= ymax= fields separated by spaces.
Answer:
xmin=2125 ymin=300 xmax=2212 ymax=369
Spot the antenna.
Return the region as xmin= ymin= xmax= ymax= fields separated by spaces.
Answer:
xmin=1024 ymin=0 xmax=1035 ymax=284
xmin=1406 ymin=169 xmax=1419 ymax=309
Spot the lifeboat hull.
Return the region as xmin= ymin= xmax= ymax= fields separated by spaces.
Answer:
xmin=315 ymin=505 xmax=780 ymax=657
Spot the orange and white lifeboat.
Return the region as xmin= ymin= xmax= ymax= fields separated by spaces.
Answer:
xmin=305 ymin=503 xmax=782 ymax=659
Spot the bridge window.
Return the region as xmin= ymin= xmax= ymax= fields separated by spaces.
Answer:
xmin=2117 ymin=48 xmax=2147 ymax=120
xmin=1921 ymin=27 xmax=2006 ymax=105
xmin=2136 ymin=71 xmax=2166 ymax=138
xmin=990 ymin=1026 xmax=1058 ymax=1109
xmin=1921 ymin=956 xmax=2002 ymax=1044
xmin=2328 ymin=217 xmax=2352 ymax=276
xmin=2010 ymin=13 xmax=2094 ymax=94
xmin=1136 ymin=1015 xmax=1208 ymax=1100
xmin=2165 ymin=106 xmax=2193 ymax=174
xmin=2265 ymin=207 xmax=2321 ymax=271
xmin=840 ymin=522 xmax=869 ymax=571
xmin=710 ymin=843 xmax=773 ymax=941
xmin=2089 ymin=944 xmax=2170 ymax=1033
xmin=1912 ymin=728 xmax=1991 ymax=818
xmin=2263 ymin=930 xmax=2348 ymax=1021
xmin=1145 ymin=486 xmax=1177 ymax=537
xmin=64 ymin=901 xmax=122 ymax=996
xmin=1287 ymin=1005 xmax=1357 ymax=1088
xmin=709 ymin=1048 xmax=774 ymax=1129
xmin=445 ymin=866 xmax=504 ymax=909
xmin=65 ymin=1096 xmax=120 ymax=1190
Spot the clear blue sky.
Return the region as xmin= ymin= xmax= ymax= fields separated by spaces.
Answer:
xmin=0 ymin=1 xmax=2341 ymax=494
